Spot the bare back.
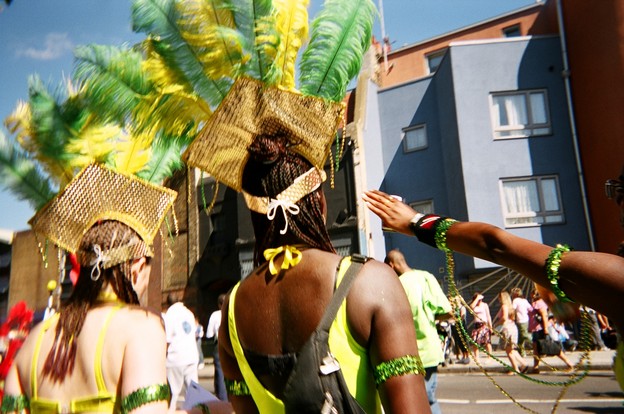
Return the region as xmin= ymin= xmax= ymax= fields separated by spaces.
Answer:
xmin=219 ymin=248 xmax=431 ymax=413
xmin=8 ymin=304 xmax=167 ymax=405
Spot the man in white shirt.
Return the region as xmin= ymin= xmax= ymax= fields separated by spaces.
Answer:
xmin=511 ymin=287 xmax=533 ymax=357
xmin=163 ymin=293 xmax=199 ymax=412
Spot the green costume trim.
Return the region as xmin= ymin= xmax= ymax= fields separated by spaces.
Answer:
xmin=434 ymin=218 xmax=458 ymax=252
xmin=224 ymin=378 xmax=251 ymax=396
xmin=546 ymin=244 xmax=573 ymax=303
xmin=373 ymin=355 xmax=425 ymax=386
xmin=120 ymin=383 xmax=171 ymax=414
xmin=194 ymin=403 xmax=211 ymax=414
xmin=1 ymin=394 xmax=30 ymax=413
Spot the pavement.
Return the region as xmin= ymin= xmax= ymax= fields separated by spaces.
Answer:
xmin=437 ymin=348 xmax=616 ymax=375
xmin=192 ymin=348 xmax=617 ymax=398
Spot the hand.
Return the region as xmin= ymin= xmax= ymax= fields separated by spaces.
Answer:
xmin=362 ymin=190 xmax=418 ymax=236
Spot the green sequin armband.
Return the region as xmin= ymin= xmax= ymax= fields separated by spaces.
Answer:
xmin=545 ymin=244 xmax=573 ymax=303
xmin=434 ymin=218 xmax=458 ymax=252
xmin=373 ymin=355 xmax=425 ymax=386
xmin=1 ymin=394 xmax=29 ymax=413
xmin=224 ymin=378 xmax=251 ymax=396
xmin=121 ymin=383 xmax=171 ymax=414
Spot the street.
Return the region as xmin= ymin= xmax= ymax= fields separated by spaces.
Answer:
xmin=438 ymin=371 xmax=624 ymax=414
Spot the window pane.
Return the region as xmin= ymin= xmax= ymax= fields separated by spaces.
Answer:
xmin=404 ymin=127 xmax=427 ymax=151
xmin=493 ymin=95 xmax=527 ymax=127
xmin=503 ymin=180 xmax=539 ymax=214
xmin=410 ymin=200 xmax=434 ymax=215
xmin=540 ymin=178 xmax=560 ymax=211
xmin=427 ymin=54 xmax=444 ymax=73
xmin=529 ymin=92 xmax=547 ymax=124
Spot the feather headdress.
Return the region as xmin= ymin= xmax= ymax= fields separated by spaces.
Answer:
xmin=180 ymin=0 xmax=377 ymax=208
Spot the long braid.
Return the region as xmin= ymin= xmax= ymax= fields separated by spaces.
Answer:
xmin=244 ymin=135 xmax=336 ymax=266
xmin=41 ymin=221 xmax=142 ymax=382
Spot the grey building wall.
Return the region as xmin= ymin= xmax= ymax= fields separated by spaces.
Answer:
xmin=374 ymin=35 xmax=590 ymax=285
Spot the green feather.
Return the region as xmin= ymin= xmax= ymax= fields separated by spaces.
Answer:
xmin=25 ymin=75 xmax=77 ymax=185
xmin=0 ymin=130 xmax=56 ymax=210
xmin=131 ymin=0 xmax=232 ymax=109
xmin=73 ymin=44 xmax=152 ymax=127
xmin=137 ymin=133 xmax=185 ymax=183
xmin=230 ymin=0 xmax=279 ymax=83
xmin=299 ymin=0 xmax=376 ymax=101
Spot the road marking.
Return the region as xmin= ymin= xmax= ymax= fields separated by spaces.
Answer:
xmin=473 ymin=398 xmax=624 ymax=404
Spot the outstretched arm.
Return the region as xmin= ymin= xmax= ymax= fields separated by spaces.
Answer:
xmin=363 ymin=190 xmax=624 ymax=332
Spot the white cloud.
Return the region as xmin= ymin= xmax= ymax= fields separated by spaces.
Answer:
xmin=16 ymin=32 xmax=73 ymax=61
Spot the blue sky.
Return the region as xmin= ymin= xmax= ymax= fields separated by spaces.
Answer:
xmin=0 ymin=0 xmax=535 ymax=232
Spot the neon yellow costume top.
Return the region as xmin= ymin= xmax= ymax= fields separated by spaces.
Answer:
xmin=28 ymin=306 xmax=123 ymax=413
xmin=228 ymin=256 xmax=381 ymax=413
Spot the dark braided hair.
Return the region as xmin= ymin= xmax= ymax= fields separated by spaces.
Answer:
xmin=242 ymin=134 xmax=335 ymax=266
xmin=42 ymin=220 xmax=144 ymax=382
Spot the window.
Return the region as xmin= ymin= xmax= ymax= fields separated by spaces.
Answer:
xmin=425 ymin=49 xmax=446 ymax=74
xmin=500 ymin=176 xmax=564 ymax=227
xmin=409 ymin=200 xmax=434 ymax=216
xmin=502 ymin=24 xmax=521 ymax=37
xmin=402 ymin=124 xmax=428 ymax=152
xmin=491 ymin=90 xmax=551 ymax=139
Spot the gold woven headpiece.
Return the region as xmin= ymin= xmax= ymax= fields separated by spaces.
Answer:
xmin=183 ymin=77 xmax=345 ymax=192
xmin=29 ymin=164 xmax=177 ymax=255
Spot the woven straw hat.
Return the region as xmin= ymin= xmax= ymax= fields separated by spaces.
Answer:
xmin=183 ymin=77 xmax=344 ymax=192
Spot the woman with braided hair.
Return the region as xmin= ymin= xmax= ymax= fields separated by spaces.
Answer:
xmin=214 ymin=134 xmax=431 ymax=413
xmin=2 ymin=165 xmax=232 ymax=414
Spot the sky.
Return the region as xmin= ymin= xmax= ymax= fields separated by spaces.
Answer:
xmin=0 ymin=0 xmax=536 ymax=233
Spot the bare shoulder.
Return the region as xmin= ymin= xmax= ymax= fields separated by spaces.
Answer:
xmin=116 ymin=306 xmax=165 ymax=335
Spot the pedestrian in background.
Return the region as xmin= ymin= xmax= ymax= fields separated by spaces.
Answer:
xmin=195 ymin=317 xmax=205 ymax=370
xmin=206 ymin=294 xmax=227 ymax=401
xmin=385 ymin=249 xmax=453 ymax=414
xmin=469 ymin=292 xmax=492 ymax=359
xmin=163 ymin=293 xmax=199 ymax=412
xmin=511 ymin=287 xmax=533 ymax=357
xmin=495 ymin=290 xmax=528 ymax=374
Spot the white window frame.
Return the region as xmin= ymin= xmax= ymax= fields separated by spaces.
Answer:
xmin=490 ymin=89 xmax=552 ymax=139
xmin=402 ymin=124 xmax=428 ymax=153
xmin=425 ymin=49 xmax=446 ymax=74
xmin=409 ymin=200 xmax=434 ymax=216
xmin=499 ymin=175 xmax=564 ymax=228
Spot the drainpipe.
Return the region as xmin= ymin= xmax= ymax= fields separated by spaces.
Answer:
xmin=555 ymin=0 xmax=596 ymax=251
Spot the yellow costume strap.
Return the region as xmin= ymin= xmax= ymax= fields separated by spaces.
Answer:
xmin=31 ymin=314 xmax=59 ymax=399
xmin=94 ymin=305 xmax=124 ymax=393
xmin=227 ymin=283 xmax=284 ymax=413
xmin=263 ymin=245 xmax=302 ymax=275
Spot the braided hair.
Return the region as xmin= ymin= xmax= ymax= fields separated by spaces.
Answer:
xmin=242 ymin=134 xmax=336 ymax=266
xmin=42 ymin=220 xmax=144 ymax=382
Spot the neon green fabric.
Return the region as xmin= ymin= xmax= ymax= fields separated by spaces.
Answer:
xmin=399 ymin=269 xmax=452 ymax=368
xmin=616 ymin=340 xmax=624 ymax=392
xmin=228 ymin=256 xmax=381 ymax=413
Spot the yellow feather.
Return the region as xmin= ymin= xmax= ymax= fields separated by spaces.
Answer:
xmin=4 ymin=101 xmax=35 ymax=152
xmin=65 ymin=123 xmax=120 ymax=170
xmin=113 ymin=131 xmax=153 ymax=175
xmin=176 ymin=0 xmax=246 ymax=81
xmin=273 ymin=0 xmax=309 ymax=90
xmin=139 ymin=51 xmax=212 ymax=137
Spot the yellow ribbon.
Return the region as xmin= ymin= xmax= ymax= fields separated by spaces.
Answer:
xmin=263 ymin=245 xmax=303 ymax=275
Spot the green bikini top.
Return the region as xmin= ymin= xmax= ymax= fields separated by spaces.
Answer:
xmin=29 ymin=306 xmax=123 ymax=413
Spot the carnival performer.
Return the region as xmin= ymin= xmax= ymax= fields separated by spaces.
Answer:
xmin=1 ymin=165 xmax=231 ymax=414
xmin=362 ymin=163 xmax=624 ymax=390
